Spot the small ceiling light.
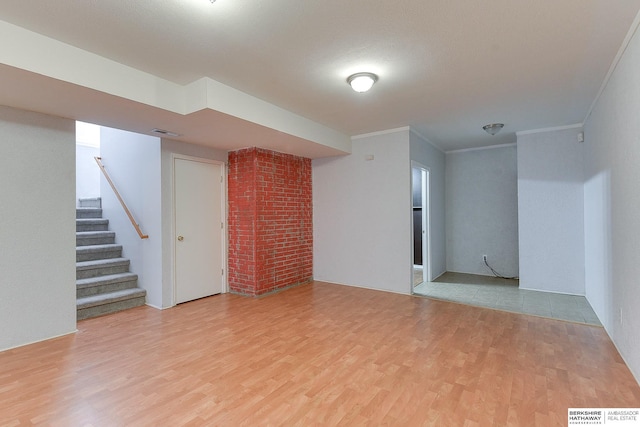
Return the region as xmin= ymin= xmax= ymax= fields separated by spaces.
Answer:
xmin=347 ymin=72 xmax=378 ymax=93
xmin=482 ymin=123 xmax=504 ymax=136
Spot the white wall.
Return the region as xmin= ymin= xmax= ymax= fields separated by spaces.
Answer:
xmin=313 ymin=129 xmax=412 ymax=294
xmin=409 ymin=131 xmax=446 ymax=279
xmin=75 ymin=121 xmax=101 ymax=203
xmin=446 ymin=145 xmax=518 ymax=277
xmin=160 ymin=139 xmax=228 ymax=308
xmin=0 ymin=106 xmax=76 ymax=351
xmin=517 ymin=127 xmax=585 ymax=294
xmin=75 ymin=144 xmax=100 ymax=202
xmin=583 ymin=17 xmax=640 ymax=382
xmin=100 ymin=128 xmax=163 ymax=308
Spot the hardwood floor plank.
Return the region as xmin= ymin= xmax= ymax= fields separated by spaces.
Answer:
xmin=1 ymin=281 xmax=639 ymax=426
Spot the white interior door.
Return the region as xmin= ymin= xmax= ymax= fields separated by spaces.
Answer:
xmin=174 ymin=157 xmax=224 ymax=304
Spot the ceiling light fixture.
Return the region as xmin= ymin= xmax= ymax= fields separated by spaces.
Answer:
xmin=482 ymin=123 xmax=504 ymax=136
xmin=347 ymin=72 xmax=378 ymax=93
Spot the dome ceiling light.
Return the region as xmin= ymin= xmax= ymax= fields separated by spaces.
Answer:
xmin=482 ymin=123 xmax=504 ymax=136
xmin=347 ymin=72 xmax=378 ymax=93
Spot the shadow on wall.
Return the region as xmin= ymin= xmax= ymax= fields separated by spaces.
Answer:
xmin=584 ymin=169 xmax=613 ymax=328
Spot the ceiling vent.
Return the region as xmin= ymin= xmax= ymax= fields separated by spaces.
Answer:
xmin=151 ymin=128 xmax=181 ymax=137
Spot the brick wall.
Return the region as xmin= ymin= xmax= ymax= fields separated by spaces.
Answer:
xmin=228 ymin=147 xmax=312 ymax=296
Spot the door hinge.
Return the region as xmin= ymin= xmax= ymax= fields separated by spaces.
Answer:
xmin=221 ymin=268 xmax=224 ymax=276
xmin=221 ymin=221 xmax=224 ymax=229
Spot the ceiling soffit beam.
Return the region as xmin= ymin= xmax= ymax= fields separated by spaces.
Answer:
xmin=0 ymin=20 xmax=351 ymax=155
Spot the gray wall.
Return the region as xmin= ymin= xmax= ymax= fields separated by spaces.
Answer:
xmin=100 ymin=127 xmax=163 ymax=308
xmin=314 ymin=129 xmax=412 ymax=293
xmin=313 ymin=128 xmax=446 ymax=293
xmin=446 ymin=145 xmax=518 ymax=277
xmin=517 ymin=127 xmax=585 ymax=294
xmin=583 ymin=16 xmax=640 ymax=383
xmin=410 ymin=131 xmax=446 ymax=280
xmin=0 ymin=106 xmax=76 ymax=351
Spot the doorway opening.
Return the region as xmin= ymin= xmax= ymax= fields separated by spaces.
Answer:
xmin=412 ymin=163 xmax=430 ymax=290
xmin=75 ymin=121 xmax=101 ymax=204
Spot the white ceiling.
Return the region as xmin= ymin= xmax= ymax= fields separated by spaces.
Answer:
xmin=1 ymin=0 xmax=640 ymax=155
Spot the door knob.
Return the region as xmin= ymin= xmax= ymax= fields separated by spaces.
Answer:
xmin=177 ymin=235 xmax=184 ymax=241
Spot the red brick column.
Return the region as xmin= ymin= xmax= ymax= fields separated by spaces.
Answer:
xmin=228 ymin=147 xmax=312 ymax=296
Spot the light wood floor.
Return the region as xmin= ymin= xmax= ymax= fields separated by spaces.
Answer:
xmin=1 ymin=282 xmax=639 ymax=426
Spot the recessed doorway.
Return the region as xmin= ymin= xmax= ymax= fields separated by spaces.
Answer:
xmin=412 ymin=162 xmax=430 ymax=289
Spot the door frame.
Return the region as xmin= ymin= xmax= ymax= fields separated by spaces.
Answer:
xmin=171 ymin=153 xmax=228 ymax=306
xmin=411 ymin=161 xmax=431 ymax=288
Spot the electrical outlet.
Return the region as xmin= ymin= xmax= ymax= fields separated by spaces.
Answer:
xmin=482 ymin=254 xmax=487 ymax=263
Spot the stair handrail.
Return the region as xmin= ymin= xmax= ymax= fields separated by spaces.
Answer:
xmin=94 ymin=156 xmax=149 ymax=239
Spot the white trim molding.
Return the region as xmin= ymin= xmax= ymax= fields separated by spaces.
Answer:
xmin=446 ymin=142 xmax=516 ymax=155
xmin=351 ymin=126 xmax=411 ymax=140
xmin=409 ymin=128 xmax=445 ymax=153
xmin=516 ymin=123 xmax=583 ymax=137
xmin=585 ymin=8 xmax=640 ymax=123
